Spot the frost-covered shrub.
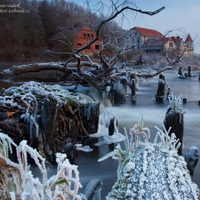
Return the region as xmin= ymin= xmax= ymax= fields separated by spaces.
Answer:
xmin=99 ymin=120 xmax=200 ymax=200
xmin=0 ymin=131 xmax=84 ymax=200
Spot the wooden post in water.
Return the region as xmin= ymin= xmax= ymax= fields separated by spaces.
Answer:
xmin=188 ymin=66 xmax=192 ymax=77
xmin=164 ymin=107 xmax=184 ymax=155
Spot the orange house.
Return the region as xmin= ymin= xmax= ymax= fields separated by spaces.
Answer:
xmin=47 ymin=25 xmax=103 ymax=57
xmin=72 ymin=25 xmax=103 ymax=55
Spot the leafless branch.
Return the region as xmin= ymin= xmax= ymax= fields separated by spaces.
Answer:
xmin=56 ymin=28 xmax=74 ymax=51
xmin=75 ymin=5 xmax=165 ymax=54
xmin=42 ymin=50 xmax=73 ymax=56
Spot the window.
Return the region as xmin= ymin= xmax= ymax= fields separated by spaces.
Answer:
xmin=91 ymin=34 xmax=94 ymax=38
xmin=83 ymin=33 xmax=86 ymax=37
xmin=48 ymin=43 xmax=54 ymax=49
xmin=87 ymin=33 xmax=90 ymax=37
xmin=169 ymin=42 xmax=173 ymax=47
xmin=77 ymin=43 xmax=82 ymax=46
xmin=95 ymin=45 xmax=99 ymax=50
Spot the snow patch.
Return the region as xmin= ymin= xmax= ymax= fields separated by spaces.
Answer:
xmin=91 ymin=125 xmax=125 ymax=146
xmin=75 ymin=145 xmax=93 ymax=152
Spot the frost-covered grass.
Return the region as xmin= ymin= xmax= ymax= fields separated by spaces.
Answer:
xmin=168 ymin=93 xmax=186 ymax=114
xmin=99 ymin=119 xmax=200 ymax=200
xmin=0 ymin=132 xmax=84 ymax=200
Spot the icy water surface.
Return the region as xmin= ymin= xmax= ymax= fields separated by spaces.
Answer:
xmin=0 ymin=67 xmax=200 ymax=199
xmin=76 ymin=70 xmax=200 ymax=198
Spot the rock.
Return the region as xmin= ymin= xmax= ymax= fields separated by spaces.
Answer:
xmin=183 ymin=146 xmax=199 ymax=177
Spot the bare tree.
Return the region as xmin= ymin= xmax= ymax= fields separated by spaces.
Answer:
xmin=0 ymin=0 xmax=165 ymax=86
xmin=43 ymin=1 xmax=165 ymax=72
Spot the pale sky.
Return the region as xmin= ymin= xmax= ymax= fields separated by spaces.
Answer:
xmin=71 ymin=0 xmax=200 ymax=54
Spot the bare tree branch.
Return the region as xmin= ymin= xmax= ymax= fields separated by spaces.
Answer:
xmin=75 ymin=5 xmax=165 ymax=54
xmin=42 ymin=50 xmax=73 ymax=56
xmin=0 ymin=63 xmax=73 ymax=77
xmin=137 ymin=66 xmax=172 ymax=78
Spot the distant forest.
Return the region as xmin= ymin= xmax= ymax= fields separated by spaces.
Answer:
xmin=0 ymin=0 xmax=122 ymax=61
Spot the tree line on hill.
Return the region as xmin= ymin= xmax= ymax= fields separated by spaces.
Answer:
xmin=0 ymin=0 xmax=123 ymax=62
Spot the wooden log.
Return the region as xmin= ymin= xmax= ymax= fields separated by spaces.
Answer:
xmin=164 ymin=108 xmax=184 ymax=155
xmin=0 ymin=62 xmax=75 ymax=77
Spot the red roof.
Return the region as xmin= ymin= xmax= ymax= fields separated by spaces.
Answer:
xmin=47 ymin=25 xmax=95 ymax=42
xmin=185 ymin=34 xmax=192 ymax=42
xmin=69 ymin=25 xmax=93 ymax=36
xmin=133 ymin=27 xmax=164 ymax=38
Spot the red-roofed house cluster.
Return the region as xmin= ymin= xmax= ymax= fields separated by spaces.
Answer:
xmin=47 ymin=25 xmax=103 ymax=57
xmin=47 ymin=25 xmax=193 ymax=58
xmin=125 ymin=27 xmax=193 ymax=57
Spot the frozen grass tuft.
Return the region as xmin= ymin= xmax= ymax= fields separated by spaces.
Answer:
xmin=0 ymin=131 xmax=83 ymax=200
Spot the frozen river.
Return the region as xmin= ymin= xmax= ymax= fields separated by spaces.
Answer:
xmin=75 ymin=70 xmax=200 ymax=198
xmin=0 ymin=65 xmax=200 ymax=198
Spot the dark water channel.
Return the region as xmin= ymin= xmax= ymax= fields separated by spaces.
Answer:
xmin=0 ymin=64 xmax=200 ymax=199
